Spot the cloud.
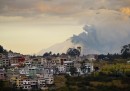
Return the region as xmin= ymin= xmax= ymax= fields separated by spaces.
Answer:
xmin=36 ymin=2 xmax=73 ymax=15
xmin=0 ymin=0 xmax=130 ymax=32
xmin=0 ymin=0 xmax=130 ymax=17
xmin=79 ymin=9 xmax=130 ymax=53
xmin=0 ymin=0 xmax=130 ymax=54
xmin=120 ymin=7 xmax=130 ymax=16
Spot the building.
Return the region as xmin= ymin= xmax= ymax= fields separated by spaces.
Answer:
xmin=30 ymin=79 xmax=38 ymax=89
xmin=81 ymin=62 xmax=94 ymax=74
xmin=0 ymin=69 xmax=5 ymax=80
xmin=63 ymin=61 xmax=74 ymax=72
xmin=10 ymin=56 xmax=25 ymax=67
xmin=57 ymin=65 xmax=66 ymax=74
xmin=2 ymin=58 xmax=10 ymax=67
xmin=0 ymin=55 xmax=10 ymax=67
xmin=44 ymin=74 xmax=54 ymax=85
xmin=8 ymin=51 xmax=22 ymax=59
xmin=38 ymin=77 xmax=46 ymax=90
xmin=21 ymin=79 xmax=31 ymax=90
xmin=24 ymin=60 xmax=32 ymax=67
xmin=87 ymin=54 xmax=97 ymax=61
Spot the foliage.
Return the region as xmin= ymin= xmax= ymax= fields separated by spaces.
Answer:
xmin=121 ymin=44 xmax=130 ymax=59
xmin=67 ymin=48 xmax=80 ymax=57
xmin=54 ymin=61 xmax=130 ymax=91
xmin=0 ymin=45 xmax=7 ymax=54
xmin=69 ymin=67 xmax=77 ymax=76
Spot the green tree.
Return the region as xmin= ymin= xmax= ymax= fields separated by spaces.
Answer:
xmin=69 ymin=67 xmax=77 ymax=76
xmin=121 ymin=44 xmax=130 ymax=59
xmin=67 ymin=48 xmax=80 ymax=57
xmin=0 ymin=45 xmax=4 ymax=53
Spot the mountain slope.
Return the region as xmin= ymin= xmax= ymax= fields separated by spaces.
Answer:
xmin=38 ymin=25 xmax=103 ymax=55
xmin=38 ymin=25 xmax=129 ymax=55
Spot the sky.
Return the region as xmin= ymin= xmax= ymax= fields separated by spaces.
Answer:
xmin=0 ymin=0 xmax=130 ymax=55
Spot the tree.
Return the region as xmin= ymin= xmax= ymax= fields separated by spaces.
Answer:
xmin=0 ymin=45 xmax=4 ymax=53
xmin=49 ymin=51 xmax=52 ymax=55
xmin=43 ymin=52 xmax=50 ymax=57
xmin=121 ymin=44 xmax=130 ymax=59
xmin=80 ymin=61 xmax=86 ymax=74
xmin=52 ymin=53 xmax=57 ymax=57
xmin=67 ymin=48 xmax=80 ymax=57
xmin=43 ymin=51 xmax=52 ymax=58
xmin=56 ymin=53 xmax=60 ymax=56
xmin=69 ymin=67 xmax=77 ymax=76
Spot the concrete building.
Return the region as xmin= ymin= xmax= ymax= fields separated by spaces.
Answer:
xmin=21 ymin=79 xmax=31 ymax=90
xmin=57 ymin=65 xmax=66 ymax=74
xmin=2 ymin=58 xmax=10 ymax=67
xmin=44 ymin=74 xmax=54 ymax=85
xmin=0 ymin=69 xmax=5 ymax=80
xmin=63 ymin=61 xmax=74 ymax=72
xmin=38 ymin=78 xmax=46 ymax=90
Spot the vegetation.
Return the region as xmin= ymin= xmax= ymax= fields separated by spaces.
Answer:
xmin=121 ymin=44 xmax=130 ymax=59
xmin=69 ymin=67 xmax=77 ymax=76
xmin=0 ymin=45 xmax=7 ymax=54
xmin=0 ymin=80 xmax=43 ymax=91
xmin=67 ymin=48 xmax=80 ymax=57
xmin=0 ymin=44 xmax=130 ymax=91
xmin=51 ymin=60 xmax=130 ymax=91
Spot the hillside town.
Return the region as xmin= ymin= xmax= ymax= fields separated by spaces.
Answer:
xmin=0 ymin=46 xmax=97 ymax=90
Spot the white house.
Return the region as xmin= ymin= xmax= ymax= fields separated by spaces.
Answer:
xmin=44 ymin=74 xmax=54 ymax=85
xmin=19 ymin=67 xmax=29 ymax=76
xmin=87 ymin=54 xmax=97 ymax=61
xmin=38 ymin=78 xmax=46 ymax=90
xmin=24 ymin=60 xmax=32 ymax=67
xmin=57 ymin=65 xmax=66 ymax=74
xmin=21 ymin=79 xmax=32 ymax=90
xmin=8 ymin=52 xmax=22 ymax=59
xmin=63 ymin=61 xmax=74 ymax=72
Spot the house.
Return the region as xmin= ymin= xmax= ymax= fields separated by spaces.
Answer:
xmin=15 ymin=77 xmax=22 ymax=88
xmin=44 ymin=74 xmax=54 ymax=85
xmin=8 ymin=51 xmax=22 ymax=59
xmin=0 ymin=57 xmax=10 ymax=67
xmin=29 ymin=66 xmax=37 ymax=77
xmin=2 ymin=58 xmax=10 ymax=67
xmin=10 ymin=75 xmax=20 ymax=85
xmin=20 ymin=66 xmax=38 ymax=77
xmin=0 ymin=69 xmax=5 ymax=80
xmin=24 ymin=60 xmax=32 ymax=67
xmin=56 ymin=65 xmax=66 ymax=74
xmin=43 ymin=62 xmax=54 ymax=69
xmin=81 ymin=62 xmax=94 ymax=75
xmin=74 ymin=62 xmax=81 ymax=75
xmin=127 ymin=60 xmax=130 ymax=64
xmin=23 ymin=55 xmax=31 ymax=61
xmin=63 ymin=61 xmax=74 ymax=72
xmin=55 ymin=57 xmax=67 ymax=65
xmin=10 ymin=56 xmax=25 ymax=67
xmin=30 ymin=79 xmax=38 ymax=89
xmin=31 ymin=57 xmax=42 ymax=67
xmin=38 ymin=77 xmax=46 ymax=90
xmin=21 ymin=79 xmax=32 ymax=90
xmin=19 ymin=67 xmax=29 ymax=76
xmin=86 ymin=54 xmax=97 ymax=61
xmin=10 ymin=57 xmax=19 ymax=66
xmin=41 ymin=58 xmax=47 ymax=63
